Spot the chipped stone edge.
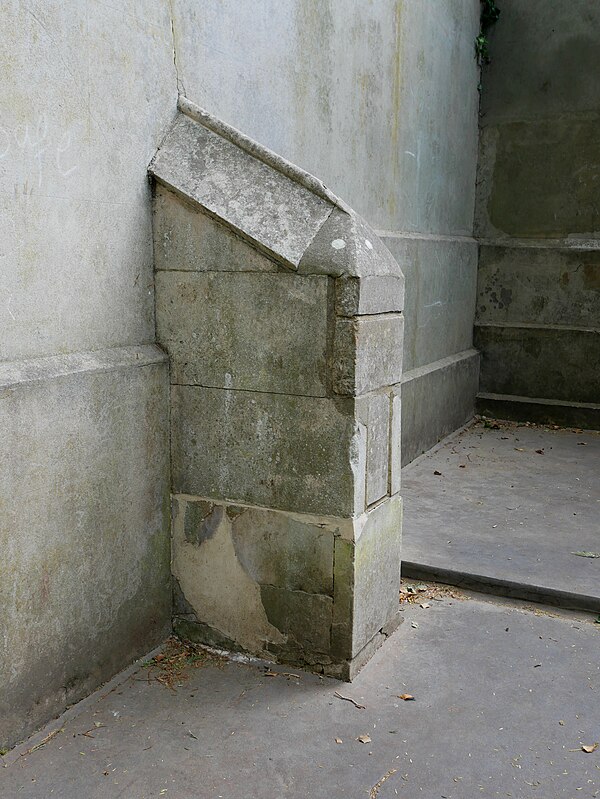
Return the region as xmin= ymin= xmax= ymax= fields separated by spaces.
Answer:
xmin=176 ymin=96 xmax=351 ymax=214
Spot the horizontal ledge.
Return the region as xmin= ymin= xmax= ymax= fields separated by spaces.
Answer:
xmin=0 ymin=345 xmax=167 ymax=390
xmin=477 ymin=392 xmax=600 ymax=411
xmin=401 ymin=562 xmax=600 ymax=614
xmin=478 ymin=236 xmax=600 ymax=251
xmin=401 ymin=349 xmax=479 ymax=385
xmin=475 ymin=322 xmax=599 ymax=333
xmin=375 ymin=230 xmax=476 ymax=245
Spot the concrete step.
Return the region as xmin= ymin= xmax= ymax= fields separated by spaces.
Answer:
xmin=401 ymin=421 xmax=600 ymax=613
xmin=477 ymin=391 xmax=600 ymax=430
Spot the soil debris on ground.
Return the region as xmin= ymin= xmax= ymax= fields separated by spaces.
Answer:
xmin=141 ymin=637 xmax=227 ymax=689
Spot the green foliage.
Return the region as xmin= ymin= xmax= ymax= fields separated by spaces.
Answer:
xmin=476 ymin=0 xmax=500 ymax=65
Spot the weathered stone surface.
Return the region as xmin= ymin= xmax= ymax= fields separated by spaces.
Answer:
xmin=299 ymin=208 xmax=404 ymax=280
xmin=171 ymin=491 xmax=404 ymax=675
xmin=171 ymin=496 xmax=286 ymax=654
xmin=153 ymin=186 xmax=279 ymax=273
xmin=477 ymin=244 xmax=600 ymax=328
xmin=475 ymin=325 xmax=600 ymax=404
xmin=401 ymin=350 xmax=480 ymax=466
xmin=150 ymin=113 xmax=333 ymax=269
xmin=356 ymin=392 xmax=390 ymax=507
xmin=333 ymin=314 xmax=404 ymax=396
xmin=230 ymin=507 xmax=335 ymax=595
xmin=479 ymin=0 xmax=600 ymax=125
xmin=156 ymin=271 xmax=330 ymax=395
xmin=335 ymin=274 xmax=405 ymax=317
xmin=478 ymin=117 xmax=600 ymax=238
xmin=331 ymin=495 xmax=403 ymax=661
xmin=0 ymin=349 xmax=170 ymax=749
xmin=261 ymin=586 xmax=333 ymax=655
xmin=171 ymin=386 xmax=361 ymax=517
xmin=352 ymin=494 xmax=403 ymax=657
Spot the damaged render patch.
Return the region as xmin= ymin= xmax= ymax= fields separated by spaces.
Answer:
xmin=172 ymin=497 xmax=285 ymax=654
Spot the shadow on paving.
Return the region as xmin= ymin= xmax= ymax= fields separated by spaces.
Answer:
xmin=2 ymin=593 xmax=599 ymax=798
xmin=402 ymin=420 xmax=600 ymax=611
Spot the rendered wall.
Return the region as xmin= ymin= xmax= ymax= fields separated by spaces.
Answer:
xmin=170 ymin=0 xmax=482 ymax=464
xmin=475 ymin=1 xmax=600 ymax=426
xmin=0 ymin=2 xmax=174 ymax=748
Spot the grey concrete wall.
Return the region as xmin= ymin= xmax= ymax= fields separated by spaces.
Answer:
xmin=475 ymin=1 xmax=600 ymax=425
xmin=170 ymin=0 xmax=482 ymax=464
xmin=1 ymin=2 xmax=175 ymax=748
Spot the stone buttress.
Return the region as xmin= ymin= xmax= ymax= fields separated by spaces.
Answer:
xmin=149 ymin=98 xmax=405 ymax=678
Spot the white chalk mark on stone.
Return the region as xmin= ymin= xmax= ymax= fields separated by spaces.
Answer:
xmin=331 ymin=239 xmax=346 ymax=250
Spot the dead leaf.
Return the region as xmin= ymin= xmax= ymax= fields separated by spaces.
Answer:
xmin=578 ymin=442 xmax=587 ymax=446
xmin=264 ymin=671 xmax=278 ymax=677
xmin=572 ymin=551 xmax=600 ymax=558
xmin=335 ymin=737 xmax=343 ymax=744
xmin=357 ymin=734 xmax=372 ymax=744
xmin=535 ymin=449 xmax=544 ymax=455
xmin=419 ymin=603 xmax=430 ymax=609
xmin=433 ymin=470 xmax=442 ymax=476
xmin=398 ymin=694 xmax=414 ymax=701
xmin=411 ymin=621 xmax=419 ymax=629
xmin=582 ymin=743 xmax=599 ymax=753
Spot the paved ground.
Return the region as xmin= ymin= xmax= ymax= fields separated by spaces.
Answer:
xmin=402 ymin=421 xmax=600 ymax=610
xmin=2 ymin=591 xmax=599 ymax=798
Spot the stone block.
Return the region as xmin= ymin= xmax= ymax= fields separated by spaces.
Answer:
xmin=230 ymin=506 xmax=336 ymax=595
xmin=156 ymin=271 xmax=330 ymax=395
xmin=331 ymin=495 xmax=403 ymax=662
xmin=171 ymin=386 xmax=362 ymax=517
xmin=171 ymin=496 xmax=287 ymax=654
xmin=477 ymin=117 xmax=600 ymax=238
xmin=153 ymin=186 xmax=279 ymax=273
xmin=0 ymin=347 xmax=170 ymax=749
xmin=260 ymin=586 xmax=333 ymax=655
xmin=333 ymin=314 xmax=404 ymax=396
xmin=352 ymin=494 xmax=403 ymax=657
xmin=477 ymin=244 xmax=600 ymax=328
xmin=475 ymin=324 xmax=600 ymax=404
xmin=356 ymin=392 xmax=391 ymax=507
xmin=150 ymin=113 xmax=333 ymax=268
xmin=172 ymin=492 xmax=403 ymax=677
xmin=335 ymin=274 xmax=405 ymax=316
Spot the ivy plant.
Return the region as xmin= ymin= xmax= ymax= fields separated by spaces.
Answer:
xmin=476 ymin=0 xmax=500 ymax=64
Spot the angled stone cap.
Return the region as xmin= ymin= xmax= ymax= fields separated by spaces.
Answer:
xmin=149 ymin=97 xmax=404 ymax=298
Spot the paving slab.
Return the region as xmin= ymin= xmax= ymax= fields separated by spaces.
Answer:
xmin=2 ymin=594 xmax=599 ymax=798
xmin=402 ymin=421 xmax=600 ymax=611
